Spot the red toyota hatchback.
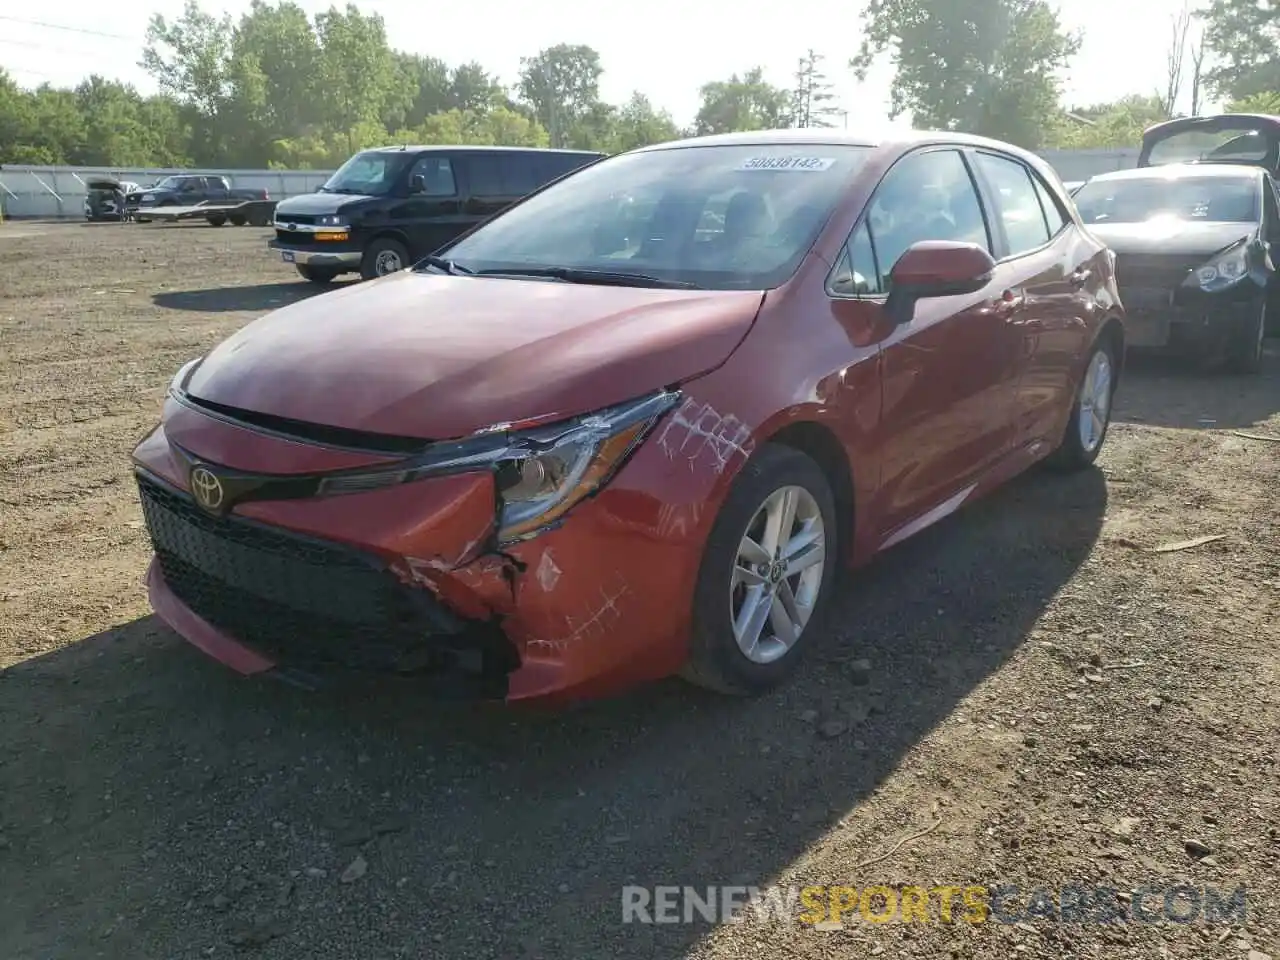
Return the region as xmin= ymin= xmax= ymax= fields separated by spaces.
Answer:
xmin=132 ymin=130 xmax=1124 ymax=702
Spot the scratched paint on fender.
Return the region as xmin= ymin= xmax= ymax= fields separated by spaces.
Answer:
xmin=655 ymin=397 xmax=755 ymax=475
xmin=527 ymin=580 xmax=629 ymax=652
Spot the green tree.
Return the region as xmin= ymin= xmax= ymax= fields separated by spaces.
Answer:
xmin=694 ymin=68 xmax=791 ymax=135
xmin=853 ymin=0 xmax=1080 ymax=148
xmin=606 ymin=92 xmax=681 ymax=152
xmin=518 ymin=44 xmax=605 ymax=147
xmin=314 ymin=4 xmax=395 ymax=156
xmin=1199 ymin=0 xmax=1280 ymax=101
xmin=1045 ymin=94 xmax=1167 ymax=149
xmin=791 ymin=50 xmax=840 ymax=128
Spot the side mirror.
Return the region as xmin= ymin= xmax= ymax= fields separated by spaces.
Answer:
xmin=885 ymin=241 xmax=996 ymax=325
xmin=409 ymin=174 xmax=426 ymax=194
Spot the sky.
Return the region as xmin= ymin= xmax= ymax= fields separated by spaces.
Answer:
xmin=0 ymin=0 xmax=1212 ymax=128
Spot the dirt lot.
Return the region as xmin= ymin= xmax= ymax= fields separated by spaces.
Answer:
xmin=1 ymin=220 xmax=1278 ymax=960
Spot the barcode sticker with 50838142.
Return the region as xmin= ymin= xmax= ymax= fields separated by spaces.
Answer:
xmin=736 ymin=156 xmax=836 ymax=172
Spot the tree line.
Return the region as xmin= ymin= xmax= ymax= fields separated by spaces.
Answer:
xmin=1 ymin=0 xmax=1278 ymax=170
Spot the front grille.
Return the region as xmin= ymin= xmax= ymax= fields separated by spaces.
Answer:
xmin=277 ymin=214 xmax=318 ymax=225
xmin=137 ymin=473 xmax=469 ymax=673
xmin=1114 ymin=253 xmax=1201 ymax=290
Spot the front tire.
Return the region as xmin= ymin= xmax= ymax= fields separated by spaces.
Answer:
xmin=1225 ymin=299 xmax=1265 ymax=374
xmin=229 ymin=213 xmax=248 ymax=226
xmin=361 ymin=238 xmax=409 ymax=280
xmin=1047 ymin=338 xmax=1116 ymax=472
xmin=682 ymin=444 xmax=838 ymax=697
xmin=296 ymin=264 xmax=339 ymax=285
xmin=206 ymin=213 xmax=227 ymax=226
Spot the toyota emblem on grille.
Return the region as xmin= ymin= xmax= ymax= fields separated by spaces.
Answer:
xmin=190 ymin=466 xmax=225 ymax=513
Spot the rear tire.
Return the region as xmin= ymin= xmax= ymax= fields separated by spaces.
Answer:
xmin=296 ymin=264 xmax=339 ymax=285
xmin=1224 ymin=299 xmax=1265 ymax=374
xmin=229 ymin=213 xmax=248 ymax=227
xmin=1046 ymin=338 xmax=1116 ymax=472
xmin=206 ymin=214 xmax=227 ymax=227
xmin=681 ymin=444 xmax=838 ymax=697
xmin=360 ymin=238 xmax=409 ymax=280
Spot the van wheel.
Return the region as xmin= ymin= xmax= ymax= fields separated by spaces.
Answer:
xmin=681 ymin=444 xmax=838 ymax=697
xmin=296 ymin=264 xmax=339 ymax=285
xmin=361 ymin=238 xmax=409 ymax=280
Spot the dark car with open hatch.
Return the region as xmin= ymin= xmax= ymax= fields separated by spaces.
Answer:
xmin=269 ymin=145 xmax=604 ymax=283
xmin=135 ymin=129 xmax=1124 ymax=704
xmin=1073 ymin=163 xmax=1276 ymax=372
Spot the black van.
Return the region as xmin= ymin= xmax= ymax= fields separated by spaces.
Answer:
xmin=269 ymin=145 xmax=605 ymax=283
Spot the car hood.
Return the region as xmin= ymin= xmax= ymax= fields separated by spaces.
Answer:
xmin=184 ymin=271 xmax=764 ymax=440
xmin=274 ymin=192 xmax=373 ymax=217
xmin=1087 ymin=219 xmax=1256 ymax=256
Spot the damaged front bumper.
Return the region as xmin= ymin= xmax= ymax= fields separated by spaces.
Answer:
xmin=1121 ymin=282 xmax=1263 ymax=353
xmin=131 ymin=406 xmax=715 ymax=702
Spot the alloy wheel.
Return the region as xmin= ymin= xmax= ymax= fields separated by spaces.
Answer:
xmin=376 ymin=249 xmax=403 ymax=275
xmin=1077 ymin=349 xmax=1113 ymax=454
xmin=730 ymin=485 xmax=827 ymax=664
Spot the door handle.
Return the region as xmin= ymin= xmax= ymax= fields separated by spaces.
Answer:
xmin=1069 ymin=268 xmax=1092 ymax=288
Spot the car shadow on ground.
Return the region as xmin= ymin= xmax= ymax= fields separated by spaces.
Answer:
xmin=0 ymin=466 xmax=1106 ymax=959
xmin=1112 ymin=343 xmax=1280 ymax=430
xmin=152 ymin=281 xmax=353 ymax=314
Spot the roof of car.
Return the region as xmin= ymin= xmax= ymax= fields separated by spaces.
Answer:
xmin=634 ymin=127 xmax=1047 ymax=157
xmin=1089 ymin=162 xmax=1265 ymax=183
xmin=362 ymin=145 xmax=604 ymax=156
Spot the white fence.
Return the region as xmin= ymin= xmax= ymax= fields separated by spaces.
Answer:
xmin=0 ymin=148 xmax=1142 ymax=220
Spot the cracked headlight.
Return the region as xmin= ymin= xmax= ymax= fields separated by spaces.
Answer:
xmin=493 ymin=391 xmax=680 ymax=542
xmin=1186 ymin=242 xmax=1249 ymax=292
xmin=312 ymin=390 xmax=681 ymax=542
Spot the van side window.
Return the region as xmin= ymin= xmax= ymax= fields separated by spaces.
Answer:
xmin=467 ymin=155 xmax=505 ymax=197
xmin=408 ymin=156 xmax=456 ymax=197
xmin=499 ymin=156 xmax=544 ymax=195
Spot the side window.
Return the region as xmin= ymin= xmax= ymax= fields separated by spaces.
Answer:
xmin=830 ymin=220 xmax=882 ymax=296
xmin=409 ymin=156 xmax=456 ymax=197
xmin=466 ymin=155 xmax=505 ymax=197
xmin=865 ymin=148 xmax=991 ymax=280
xmin=973 ymin=152 xmax=1051 ymax=256
xmin=1264 ymin=178 xmax=1280 ymax=242
xmin=1031 ymin=174 xmax=1069 ymax=236
xmin=499 ymin=156 xmax=543 ymax=196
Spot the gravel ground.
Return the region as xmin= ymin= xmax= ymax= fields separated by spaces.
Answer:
xmin=1 ymin=220 xmax=1278 ymax=960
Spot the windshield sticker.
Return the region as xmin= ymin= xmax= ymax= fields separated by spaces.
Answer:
xmin=737 ymin=156 xmax=835 ymax=172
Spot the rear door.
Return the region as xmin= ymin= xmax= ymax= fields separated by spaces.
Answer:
xmin=459 ymin=153 xmax=518 ymax=227
xmin=968 ymin=150 xmax=1094 ymax=451
xmin=836 ymin=147 xmax=1021 ymax=539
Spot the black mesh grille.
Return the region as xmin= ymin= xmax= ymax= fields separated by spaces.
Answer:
xmin=136 ymin=473 xmax=465 ymax=672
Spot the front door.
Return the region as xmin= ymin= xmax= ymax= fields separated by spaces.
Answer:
xmin=845 ymin=147 xmax=1020 ymax=540
xmin=396 ymin=154 xmax=463 ymax=257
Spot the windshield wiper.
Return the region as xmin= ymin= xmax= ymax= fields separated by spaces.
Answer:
xmin=417 ymin=256 xmax=474 ymax=276
xmin=474 ymin=267 xmax=699 ymax=289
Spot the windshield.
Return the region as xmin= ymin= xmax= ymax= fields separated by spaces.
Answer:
xmin=321 ymin=151 xmax=406 ymax=196
xmin=1146 ymin=126 xmax=1270 ymax=166
xmin=151 ymin=177 xmax=181 ymax=191
xmin=437 ymin=144 xmax=873 ymax=290
xmin=1073 ymin=176 xmax=1259 ymax=224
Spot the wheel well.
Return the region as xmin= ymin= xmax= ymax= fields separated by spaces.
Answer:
xmin=765 ymin=421 xmax=855 ymax=559
xmin=1100 ymin=316 xmax=1125 ymax=382
xmin=368 ymin=230 xmax=412 ymax=255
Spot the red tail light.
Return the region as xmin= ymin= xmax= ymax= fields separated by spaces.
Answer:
xmin=261 ymin=189 xmax=270 ymax=200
